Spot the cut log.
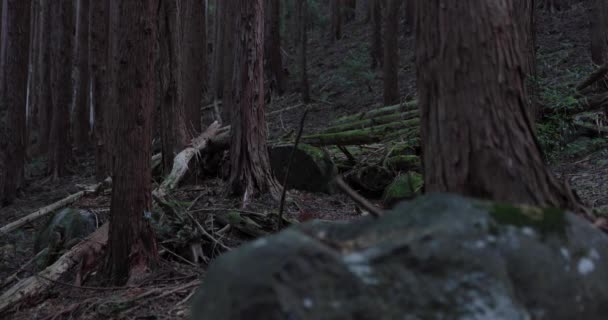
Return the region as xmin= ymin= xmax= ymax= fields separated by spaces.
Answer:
xmin=0 ymin=223 xmax=109 ymax=314
xmin=323 ymin=111 xmax=419 ymax=134
xmin=301 ymin=124 xmax=419 ymax=146
xmin=153 ymin=121 xmax=221 ymax=199
xmin=333 ymin=101 xmax=417 ymax=125
xmin=0 ymin=179 xmax=108 ymax=235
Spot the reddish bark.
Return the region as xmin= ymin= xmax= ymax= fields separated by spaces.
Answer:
xmin=105 ymin=0 xmax=159 ymax=285
xmin=0 ymin=0 xmax=31 ymax=204
xmin=416 ymin=0 xmax=583 ymax=211
xmin=229 ymin=0 xmax=281 ymax=199
xmin=48 ymin=0 xmax=74 ymax=179
xmin=180 ymin=0 xmax=205 ymax=134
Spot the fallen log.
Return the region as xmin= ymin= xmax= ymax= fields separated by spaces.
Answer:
xmin=576 ymin=63 xmax=608 ymax=92
xmin=153 ymin=121 xmax=221 ymax=199
xmin=0 ymin=179 xmax=109 ymax=236
xmin=301 ymin=124 xmax=419 ymax=146
xmin=323 ymin=110 xmax=419 ymax=134
xmin=0 ymin=223 xmax=109 ymax=314
xmin=333 ymin=101 xmax=418 ymax=125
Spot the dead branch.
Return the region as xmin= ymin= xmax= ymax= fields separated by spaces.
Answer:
xmin=335 ymin=176 xmax=384 ymax=218
xmin=576 ymin=63 xmax=608 ymax=92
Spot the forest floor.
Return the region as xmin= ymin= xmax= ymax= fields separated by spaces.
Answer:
xmin=2 ymin=3 xmax=608 ymax=319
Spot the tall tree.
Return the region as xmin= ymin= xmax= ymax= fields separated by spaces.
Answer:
xmin=105 ymin=0 xmax=159 ymax=285
xmin=590 ymin=0 xmax=608 ymax=65
xmin=48 ymin=0 xmax=74 ymax=179
xmin=0 ymin=0 xmax=32 ymax=204
xmin=370 ymin=0 xmax=382 ymax=68
xmin=383 ymin=0 xmax=400 ymax=105
xmin=296 ymin=0 xmax=310 ymax=102
xmin=229 ymin=0 xmax=281 ymax=200
xmin=73 ymin=0 xmax=90 ymax=153
xmin=415 ymin=0 xmax=583 ymax=211
xmin=264 ymin=0 xmax=285 ymax=95
xmin=513 ymin=0 xmax=538 ymax=119
xmin=212 ymin=0 xmax=236 ymax=120
xmin=89 ymin=0 xmax=110 ymax=181
xmin=330 ymin=0 xmax=342 ymax=41
xmin=34 ymin=0 xmax=52 ymax=156
xmin=180 ymin=0 xmax=205 ymax=134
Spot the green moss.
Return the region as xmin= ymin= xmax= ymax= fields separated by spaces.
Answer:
xmin=385 ymin=155 xmax=420 ymax=171
xmin=383 ymin=173 xmax=423 ymax=205
xmin=298 ymin=144 xmax=327 ymax=162
xmin=488 ymin=203 xmax=567 ymax=236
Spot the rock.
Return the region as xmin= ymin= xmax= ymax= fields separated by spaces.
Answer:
xmin=270 ymin=144 xmax=337 ymax=193
xmin=192 ymin=194 xmax=608 ymax=320
xmin=34 ymin=208 xmax=97 ymax=268
xmin=382 ymin=172 xmax=423 ymax=206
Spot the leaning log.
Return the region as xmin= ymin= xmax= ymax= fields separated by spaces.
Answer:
xmin=301 ymin=123 xmax=419 ymax=146
xmin=576 ymin=63 xmax=608 ymax=92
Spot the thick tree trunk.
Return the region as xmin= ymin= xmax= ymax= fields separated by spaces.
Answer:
xmin=296 ymin=0 xmax=310 ymax=103
xmin=213 ymin=0 xmax=236 ymax=120
xmin=590 ymin=0 xmax=608 ymax=65
xmin=26 ymin=0 xmax=40 ymax=148
xmin=105 ymin=0 xmax=159 ymax=285
xmin=383 ymin=0 xmax=400 ymax=106
xmin=415 ymin=0 xmax=584 ymax=211
xmin=264 ymin=0 xmax=285 ymax=95
xmin=48 ymin=0 xmax=74 ymax=179
xmin=180 ymin=0 xmax=205 ymax=134
xmin=89 ymin=0 xmax=110 ymax=181
xmin=158 ymin=0 xmax=188 ymax=174
xmin=0 ymin=0 xmax=31 ymax=204
xmin=344 ymin=0 xmax=356 ymax=22
xmin=72 ymin=0 xmax=90 ymax=153
xmin=370 ymin=0 xmax=382 ymax=69
xmin=229 ymin=0 xmax=281 ymax=200
xmin=330 ymin=0 xmax=342 ymax=42
xmin=35 ymin=0 xmax=51 ymax=155
xmin=513 ymin=0 xmax=538 ymax=119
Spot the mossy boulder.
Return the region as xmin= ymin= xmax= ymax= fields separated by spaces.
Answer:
xmin=382 ymin=172 xmax=423 ymax=206
xmin=34 ymin=208 xmax=97 ymax=268
xmin=192 ymin=194 xmax=608 ymax=320
xmin=270 ymin=144 xmax=337 ymax=193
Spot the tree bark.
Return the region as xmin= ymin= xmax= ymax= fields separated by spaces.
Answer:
xmin=264 ymin=0 xmax=285 ymax=96
xmin=0 ymin=0 xmax=31 ymax=204
xmin=180 ymin=0 xmax=205 ymax=134
xmin=296 ymin=0 xmax=310 ymax=103
xmin=415 ymin=0 xmax=584 ymax=212
xmin=72 ymin=0 xmax=90 ymax=153
xmin=48 ymin=0 xmax=74 ymax=179
xmin=89 ymin=0 xmax=110 ymax=181
xmin=35 ymin=0 xmax=51 ymax=156
xmin=590 ymin=0 xmax=608 ymax=65
xmin=105 ymin=0 xmax=159 ymax=285
xmin=383 ymin=0 xmax=400 ymax=105
xmin=370 ymin=0 xmax=382 ymax=69
xmin=330 ymin=0 xmax=342 ymax=42
xmin=513 ymin=0 xmax=538 ymax=119
xmin=229 ymin=0 xmax=281 ymax=200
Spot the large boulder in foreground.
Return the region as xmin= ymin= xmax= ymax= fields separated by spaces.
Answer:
xmin=192 ymin=194 xmax=608 ymax=320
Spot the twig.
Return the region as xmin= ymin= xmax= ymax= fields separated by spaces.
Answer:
xmin=35 ymin=274 xmax=134 ymax=291
xmin=335 ymin=176 xmax=383 ymax=218
xmin=278 ymin=107 xmax=310 ymax=230
xmin=160 ymin=245 xmax=198 ymax=267
xmin=185 ymin=211 xmax=231 ymax=251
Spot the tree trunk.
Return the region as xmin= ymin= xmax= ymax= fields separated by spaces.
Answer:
xmin=264 ymin=0 xmax=285 ymax=96
xmin=213 ymin=0 xmax=236 ymax=120
xmin=383 ymin=0 xmax=400 ymax=106
xmin=590 ymin=0 xmax=608 ymax=65
xmin=89 ymin=0 xmax=110 ymax=181
xmin=296 ymin=0 xmax=310 ymax=103
xmin=35 ymin=0 xmax=51 ymax=156
xmin=26 ymin=0 xmax=40 ymax=150
xmin=0 ymin=0 xmax=31 ymax=204
xmin=73 ymin=0 xmax=90 ymax=153
xmin=344 ymin=0 xmax=356 ymax=22
xmin=370 ymin=0 xmax=382 ymax=69
xmin=330 ymin=0 xmax=342 ymax=42
xmin=105 ymin=0 xmax=159 ymax=285
xmin=513 ymin=0 xmax=538 ymax=120
xmin=180 ymin=0 xmax=205 ymax=134
xmin=229 ymin=0 xmax=281 ymax=200
xmin=158 ymin=0 xmax=189 ymax=174
xmin=415 ymin=0 xmax=583 ymax=211
xmin=48 ymin=0 xmax=74 ymax=179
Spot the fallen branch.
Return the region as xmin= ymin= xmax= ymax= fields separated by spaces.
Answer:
xmin=0 ymin=223 xmax=109 ymax=314
xmin=333 ymin=101 xmax=418 ymax=125
xmin=0 ymin=179 xmax=109 ymax=235
xmin=335 ymin=176 xmax=384 ymax=218
xmin=153 ymin=121 xmax=221 ymax=199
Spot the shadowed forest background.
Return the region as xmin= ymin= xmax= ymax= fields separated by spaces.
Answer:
xmin=2 ymin=0 xmax=608 ymax=319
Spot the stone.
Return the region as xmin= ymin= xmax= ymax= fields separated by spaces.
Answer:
xmin=192 ymin=194 xmax=608 ymax=320
xmin=270 ymin=144 xmax=337 ymax=193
